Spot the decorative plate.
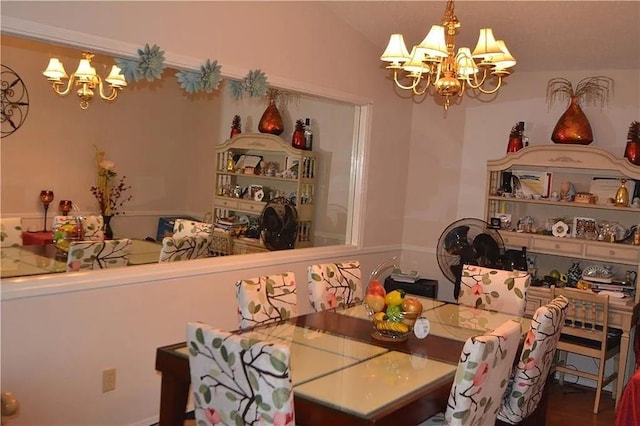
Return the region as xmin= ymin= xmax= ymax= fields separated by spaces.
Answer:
xmin=582 ymin=265 xmax=614 ymax=283
xmin=551 ymin=220 xmax=568 ymax=238
xmin=1 ymin=64 xmax=30 ymax=138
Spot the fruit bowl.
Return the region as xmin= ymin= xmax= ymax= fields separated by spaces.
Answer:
xmin=364 ymin=257 xmax=423 ymax=341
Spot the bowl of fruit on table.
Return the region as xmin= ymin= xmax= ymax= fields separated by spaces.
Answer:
xmin=364 ymin=279 xmax=423 ymax=341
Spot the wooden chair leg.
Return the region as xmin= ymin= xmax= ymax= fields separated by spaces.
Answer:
xmin=593 ymin=358 xmax=607 ymax=414
xmin=557 ymin=351 xmax=567 ymax=386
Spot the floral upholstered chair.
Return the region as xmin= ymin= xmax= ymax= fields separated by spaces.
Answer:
xmin=158 ymin=235 xmax=210 ymax=262
xmin=307 ymin=260 xmax=363 ymax=312
xmin=0 ymin=217 xmax=22 ymax=248
xmin=497 ymin=295 xmax=569 ymax=424
xmin=458 ymin=264 xmax=531 ymax=316
xmin=82 ymin=215 xmax=105 ymax=241
xmin=66 ymin=238 xmax=131 ymax=271
xmin=420 ymin=319 xmax=522 ymax=426
xmin=187 ymin=322 xmax=294 ymax=426
xmin=172 ymin=218 xmax=212 ymax=239
xmin=52 ymin=215 xmax=76 ymax=231
xmin=236 ymin=272 xmax=297 ymax=329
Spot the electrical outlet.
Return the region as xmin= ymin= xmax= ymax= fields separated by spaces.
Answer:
xmin=102 ymin=368 xmax=116 ymax=392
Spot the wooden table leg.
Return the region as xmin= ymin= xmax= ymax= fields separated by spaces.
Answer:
xmin=615 ymin=330 xmax=630 ymax=407
xmin=158 ymin=373 xmax=190 ymax=426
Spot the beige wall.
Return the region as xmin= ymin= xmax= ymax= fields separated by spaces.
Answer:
xmin=1 ymin=2 xmax=638 ymax=425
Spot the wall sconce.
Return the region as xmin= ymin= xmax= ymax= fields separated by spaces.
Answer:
xmin=43 ymin=52 xmax=127 ymax=109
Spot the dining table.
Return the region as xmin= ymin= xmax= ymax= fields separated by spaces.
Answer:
xmin=0 ymin=239 xmax=162 ymax=279
xmin=155 ymin=298 xmax=531 ymax=426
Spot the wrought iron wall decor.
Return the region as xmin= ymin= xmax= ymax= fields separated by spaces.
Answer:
xmin=1 ymin=64 xmax=30 ymax=138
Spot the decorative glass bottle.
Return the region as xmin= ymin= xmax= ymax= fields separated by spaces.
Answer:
xmin=258 ymin=93 xmax=284 ymax=135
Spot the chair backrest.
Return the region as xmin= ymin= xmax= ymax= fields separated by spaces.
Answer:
xmin=551 ymin=286 xmax=610 ymax=344
xmin=444 ymin=319 xmax=522 ymax=425
xmin=158 ymin=235 xmax=210 ymax=262
xmin=0 ymin=217 xmax=22 ymax=247
xmin=459 ymin=264 xmax=531 ymax=316
xmin=307 ymin=260 xmax=363 ymax=312
xmin=498 ymin=295 xmax=569 ymax=424
xmin=187 ymin=322 xmax=294 ymax=425
xmin=172 ymin=218 xmax=212 ymax=239
xmin=236 ymin=272 xmax=297 ymax=329
xmin=82 ymin=215 xmax=105 ymax=241
xmin=67 ymin=238 xmax=131 ymax=271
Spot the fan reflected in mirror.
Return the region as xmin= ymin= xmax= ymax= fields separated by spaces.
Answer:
xmin=444 ymin=225 xmax=470 ymax=255
xmin=260 ymin=197 xmax=299 ymax=251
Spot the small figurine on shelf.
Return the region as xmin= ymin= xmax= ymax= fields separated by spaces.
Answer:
xmin=560 ymin=181 xmax=576 ymax=201
xmin=230 ymin=115 xmax=242 ymax=139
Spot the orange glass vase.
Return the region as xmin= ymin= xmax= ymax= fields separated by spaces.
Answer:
xmin=258 ymin=97 xmax=284 ymax=135
xmin=551 ymin=96 xmax=593 ymax=145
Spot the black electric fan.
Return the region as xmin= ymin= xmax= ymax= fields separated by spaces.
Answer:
xmin=259 ymin=197 xmax=299 ymax=250
xmin=436 ymin=218 xmax=505 ymax=299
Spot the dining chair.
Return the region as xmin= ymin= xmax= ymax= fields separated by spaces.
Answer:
xmin=66 ymin=238 xmax=131 ymax=271
xmin=158 ymin=235 xmax=210 ymax=262
xmin=307 ymin=260 xmax=363 ymax=312
xmin=81 ymin=215 xmax=105 ymax=241
xmin=236 ymin=272 xmax=297 ymax=329
xmin=420 ymin=319 xmax=522 ymax=425
xmin=0 ymin=217 xmax=23 ymax=247
xmin=186 ymin=321 xmax=294 ymax=425
xmin=551 ymin=286 xmax=621 ymax=414
xmin=172 ymin=218 xmax=212 ymax=238
xmin=497 ymin=295 xmax=569 ymax=425
xmin=458 ymin=264 xmax=531 ymax=316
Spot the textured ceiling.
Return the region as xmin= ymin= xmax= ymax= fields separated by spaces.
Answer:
xmin=326 ymin=1 xmax=640 ymax=72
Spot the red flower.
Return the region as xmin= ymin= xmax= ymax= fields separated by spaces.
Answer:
xmin=473 ymin=362 xmax=490 ymax=387
xmin=524 ymin=330 xmax=535 ymax=347
xmin=471 ymin=283 xmax=484 ymax=295
xmin=523 ymin=357 xmax=536 ymax=370
xmin=204 ymin=408 xmax=221 ymax=424
xmin=327 ymin=293 xmax=337 ymax=308
xmin=273 ymin=411 xmax=294 ymax=426
xmin=68 ymin=260 xmax=82 ymax=272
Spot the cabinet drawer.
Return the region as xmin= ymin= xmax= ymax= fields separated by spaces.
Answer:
xmin=216 ymin=198 xmax=238 ymax=209
xmin=501 ymin=232 xmax=531 ymax=248
xmin=238 ymin=201 xmax=263 ymax=213
xmin=585 ymin=244 xmax=639 ymax=263
xmin=532 ymin=238 xmax=582 ymax=255
xmin=525 ymin=297 xmax=543 ymax=317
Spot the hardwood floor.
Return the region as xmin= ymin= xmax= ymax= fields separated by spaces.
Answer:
xmin=547 ymin=382 xmax=616 ymax=426
xmin=181 ymin=382 xmax=618 ymax=426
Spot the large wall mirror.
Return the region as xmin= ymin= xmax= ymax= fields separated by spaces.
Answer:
xmin=0 ymin=33 xmax=360 ymax=277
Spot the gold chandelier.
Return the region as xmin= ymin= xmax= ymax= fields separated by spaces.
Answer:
xmin=43 ymin=52 xmax=127 ymax=110
xmin=380 ymin=0 xmax=516 ymax=110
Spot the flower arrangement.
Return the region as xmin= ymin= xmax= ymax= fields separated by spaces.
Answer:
xmin=90 ymin=146 xmax=132 ymax=216
xmin=546 ymin=76 xmax=614 ymax=109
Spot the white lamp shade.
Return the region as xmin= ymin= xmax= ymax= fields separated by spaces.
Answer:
xmin=380 ymin=34 xmax=410 ymax=63
xmin=105 ymin=65 xmax=128 ymax=87
xmin=455 ymin=48 xmax=478 ymax=76
xmin=491 ymin=40 xmax=517 ymax=69
xmin=74 ymin=59 xmax=96 ymax=80
xmin=416 ymin=25 xmax=448 ymax=58
xmin=471 ymin=28 xmax=503 ymax=59
xmin=43 ymin=58 xmax=68 ymax=80
xmin=402 ymin=47 xmax=428 ymax=74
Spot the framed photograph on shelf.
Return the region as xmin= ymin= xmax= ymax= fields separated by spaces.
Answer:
xmin=572 ymin=216 xmax=597 ymax=239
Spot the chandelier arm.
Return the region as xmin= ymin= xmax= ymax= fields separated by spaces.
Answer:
xmin=51 ymin=75 xmax=76 ymax=97
xmin=463 ymin=66 xmax=489 ymax=89
xmin=473 ymin=75 xmax=503 ymax=95
xmin=412 ymin=76 xmax=432 ymax=96
xmin=393 ymin=71 xmax=424 ymax=91
xmin=97 ymin=78 xmax=119 ymax=101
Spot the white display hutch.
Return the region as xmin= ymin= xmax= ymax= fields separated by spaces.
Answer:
xmin=485 ymin=144 xmax=640 ymax=401
xmin=214 ymin=133 xmax=317 ymax=250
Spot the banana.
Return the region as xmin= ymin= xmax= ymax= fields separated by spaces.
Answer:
xmin=376 ymin=320 xmax=409 ymax=334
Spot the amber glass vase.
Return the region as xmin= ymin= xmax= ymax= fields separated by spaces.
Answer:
xmin=258 ymin=97 xmax=284 ymax=135
xmin=551 ymin=96 xmax=593 ymax=145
